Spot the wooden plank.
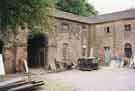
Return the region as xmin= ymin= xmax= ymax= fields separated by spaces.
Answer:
xmin=0 ymin=77 xmax=24 ymax=87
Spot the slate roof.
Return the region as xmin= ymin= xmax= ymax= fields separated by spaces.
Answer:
xmin=54 ymin=10 xmax=91 ymax=24
xmin=54 ymin=9 xmax=135 ymax=24
xmin=88 ymin=8 xmax=135 ymax=24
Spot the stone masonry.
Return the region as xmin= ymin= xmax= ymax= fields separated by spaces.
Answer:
xmin=88 ymin=9 xmax=135 ymax=64
xmin=1 ymin=25 xmax=29 ymax=73
xmin=3 ymin=9 xmax=135 ymax=73
xmin=47 ymin=17 xmax=89 ymax=71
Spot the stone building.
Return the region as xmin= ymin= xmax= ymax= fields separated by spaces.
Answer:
xmin=43 ymin=10 xmax=91 ymax=71
xmin=46 ymin=9 xmax=135 ymax=70
xmin=1 ymin=10 xmax=90 ymax=73
xmin=3 ymin=9 xmax=135 ymax=73
xmin=88 ymin=9 xmax=135 ymax=64
xmin=26 ymin=10 xmax=91 ymax=72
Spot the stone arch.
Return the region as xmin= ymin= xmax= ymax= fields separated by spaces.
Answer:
xmin=123 ymin=41 xmax=133 ymax=58
xmin=125 ymin=43 xmax=132 ymax=48
xmin=122 ymin=41 xmax=134 ymax=52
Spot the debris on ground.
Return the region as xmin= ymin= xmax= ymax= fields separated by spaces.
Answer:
xmin=0 ymin=77 xmax=44 ymax=91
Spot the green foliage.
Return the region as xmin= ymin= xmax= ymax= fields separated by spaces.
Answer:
xmin=0 ymin=0 xmax=55 ymax=32
xmin=56 ymin=0 xmax=97 ymax=16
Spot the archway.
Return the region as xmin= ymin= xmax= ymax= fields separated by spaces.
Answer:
xmin=124 ymin=43 xmax=132 ymax=58
xmin=27 ymin=33 xmax=48 ymax=68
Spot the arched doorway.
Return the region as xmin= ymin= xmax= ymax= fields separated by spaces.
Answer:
xmin=124 ymin=43 xmax=132 ymax=58
xmin=27 ymin=33 xmax=48 ymax=68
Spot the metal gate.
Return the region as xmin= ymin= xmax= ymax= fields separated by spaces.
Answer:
xmin=27 ymin=33 xmax=48 ymax=68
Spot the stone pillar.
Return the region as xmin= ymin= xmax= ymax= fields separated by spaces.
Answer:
xmin=4 ymin=48 xmax=13 ymax=73
xmin=47 ymin=45 xmax=57 ymax=71
xmin=15 ymin=25 xmax=28 ymax=73
xmin=88 ymin=25 xmax=96 ymax=57
xmin=47 ymin=31 xmax=57 ymax=72
xmin=15 ymin=47 xmax=27 ymax=72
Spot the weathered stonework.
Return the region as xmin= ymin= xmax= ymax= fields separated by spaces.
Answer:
xmin=3 ymin=47 xmax=15 ymax=73
xmin=82 ymin=9 xmax=135 ymax=65
xmin=0 ymin=25 xmax=29 ymax=73
xmin=46 ymin=9 xmax=135 ymax=70
xmin=89 ymin=17 xmax=135 ymax=64
xmin=4 ymin=9 xmax=135 ymax=73
xmin=47 ymin=18 xmax=89 ymax=71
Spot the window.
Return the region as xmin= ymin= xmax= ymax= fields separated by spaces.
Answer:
xmin=61 ymin=23 xmax=69 ymax=31
xmin=104 ymin=26 xmax=110 ymax=33
xmin=104 ymin=47 xmax=110 ymax=51
xmin=63 ymin=43 xmax=68 ymax=61
xmin=106 ymin=27 xmax=110 ymax=33
xmin=124 ymin=43 xmax=132 ymax=58
xmin=124 ymin=24 xmax=131 ymax=31
xmin=82 ymin=25 xmax=86 ymax=29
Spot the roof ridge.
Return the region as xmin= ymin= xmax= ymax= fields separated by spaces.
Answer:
xmin=88 ymin=8 xmax=135 ymax=23
xmin=89 ymin=8 xmax=135 ymax=18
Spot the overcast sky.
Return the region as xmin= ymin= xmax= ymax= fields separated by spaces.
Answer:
xmin=88 ymin=0 xmax=135 ymax=14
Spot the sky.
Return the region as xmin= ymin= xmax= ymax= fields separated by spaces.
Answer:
xmin=88 ymin=0 xmax=135 ymax=14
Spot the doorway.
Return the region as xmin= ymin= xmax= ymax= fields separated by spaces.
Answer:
xmin=124 ymin=43 xmax=132 ymax=58
xmin=0 ymin=40 xmax=3 ymax=54
xmin=27 ymin=33 xmax=48 ymax=68
xmin=104 ymin=47 xmax=110 ymax=65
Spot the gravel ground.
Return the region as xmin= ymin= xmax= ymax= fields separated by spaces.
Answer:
xmin=3 ymin=67 xmax=135 ymax=91
xmin=30 ymin=68 xmax=76 ymax=91
xmin=43 ymin=67 xmax=135 ymax=91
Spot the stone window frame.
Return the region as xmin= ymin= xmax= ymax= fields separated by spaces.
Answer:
xmin=62 ymin=43 xmax=69 ymax=61
xmin=61 ymin=22 xmax=70 ymax=32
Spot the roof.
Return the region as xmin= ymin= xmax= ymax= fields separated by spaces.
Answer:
xmin=88 ymin=8 xmax=135 ymax=24
xmin=54 ymin=9 xmax=135 ymax=24
xmin=54 ymin=10 xmax=91 ymax=24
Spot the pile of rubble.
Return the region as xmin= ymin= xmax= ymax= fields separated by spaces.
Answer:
xmin=0 ymin=77 xmax=44 ymax=91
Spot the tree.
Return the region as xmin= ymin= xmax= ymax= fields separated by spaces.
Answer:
xmin=0 ymin=0 xmax=55 ymax=32
xmin=56 ymin=0 xmax=97 ymax=16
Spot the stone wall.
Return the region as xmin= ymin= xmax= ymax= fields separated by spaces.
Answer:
xmin=47 ymin=19 xmax=89 ymax=71
xmin=90 ymin=19 xmax=135 ymax=63
xmin=0 ymin=25 xmax=29 ymax=73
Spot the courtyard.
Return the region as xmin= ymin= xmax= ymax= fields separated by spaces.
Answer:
xmin=31 ymin=67 xmax=135 ymax=91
